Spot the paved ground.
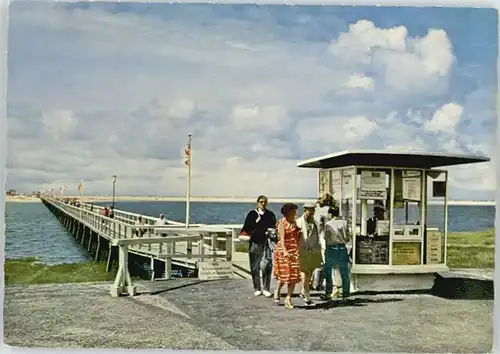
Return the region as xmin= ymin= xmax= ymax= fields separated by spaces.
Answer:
xmin=4 ymin=279 xmax=493 ymax=352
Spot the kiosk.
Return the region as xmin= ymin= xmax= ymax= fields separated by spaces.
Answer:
xmin=297 ymin=150 xmax=490 ymax=291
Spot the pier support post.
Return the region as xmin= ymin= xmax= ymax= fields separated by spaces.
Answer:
xmin=95 ymin=236 xmax=101 ymax=261
xmin=110 ymin=245 xmax=136 ymax=297
xmin=80 ymin=224 xmax=86 ymax=245
xmin=106 ymin=245 xmax=116 ymax=272
xmin=87 ymin=228 xmax=93 ymax=252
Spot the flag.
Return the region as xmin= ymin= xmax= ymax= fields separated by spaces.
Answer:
xmin=78 ymin=181 xmax=83 ymax=193
xmin=184 ymin=145 xmax=191 ymax=167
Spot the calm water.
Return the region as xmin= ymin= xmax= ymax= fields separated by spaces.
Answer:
xmin=5 ymin=201 xmax=496 ymax=265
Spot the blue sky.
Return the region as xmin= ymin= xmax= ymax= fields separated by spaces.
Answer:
xmin=6 ymin=2 xmax=497 ymax=199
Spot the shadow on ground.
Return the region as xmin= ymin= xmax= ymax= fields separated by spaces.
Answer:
xmin=138 ymin=277 xmax=493 ymax=352
xmin=432 ymin=274 xmax=494 ymax=300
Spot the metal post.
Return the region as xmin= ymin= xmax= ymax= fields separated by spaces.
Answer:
xmin=185 ymin=134 xmax=192 ymax=228
xmin=112 ymin=175 xmax=117 ymax=209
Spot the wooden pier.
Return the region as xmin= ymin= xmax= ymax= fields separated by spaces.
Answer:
xmin=40 ymin=197 xmax=250 ymax=297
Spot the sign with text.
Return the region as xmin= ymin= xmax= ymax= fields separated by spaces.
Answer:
xmin=392 ymin=242 xmax=421 ymax=265
xmin=426 ymin=230 xmax=442 ymax=264
xmin=403 ymin=177 xmax=421 ymax=201
xmin=342 ymin=168 xmax=355 ymax=198
xmin=355 ymin=236 xmax=389 ymax=265
xmin=319 ymin=170 xmax=331 ymax=197
xmin=331 ymin=169 xmax=342 ymax=201
xmin=360 ymin=170 xmax=387 ymax=200
xmin=198 ymin=261 xmax=234 ymax=280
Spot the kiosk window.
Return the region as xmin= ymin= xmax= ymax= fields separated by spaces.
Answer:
xmin=354 ymin=168 xmax=391 ymax=265
xmin=393 ymin=169 xmax=423 ymax=241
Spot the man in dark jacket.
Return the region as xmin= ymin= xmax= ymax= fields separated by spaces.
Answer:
xmin=240 ymin=195 xmax=277 ymax=297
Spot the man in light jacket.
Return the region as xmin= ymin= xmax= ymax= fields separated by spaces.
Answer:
xmin=296 ymin=202 xmax=323 ymax=305
xmin=314 ymin=193 xmax=342 ymax=294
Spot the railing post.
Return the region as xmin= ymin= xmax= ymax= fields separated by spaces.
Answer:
xmin=165 ymin=241 xmax=173 ymax=279
xmin=148 ymin=226 xmax=152 ymax=252
xmin=109 ymin=243 xmax=136 ymax=297
xmin=211 ymin=233 xmax=217 ymax=260
xmin=231 ymin=228 xmax=237 ymax=258
xmin=225 ymin=232 xmax=233 ymax=261
xmin=199 ymin=237 xmax=205 ymax=262
xmin=187 ymin=240 xmax=192 ymax=259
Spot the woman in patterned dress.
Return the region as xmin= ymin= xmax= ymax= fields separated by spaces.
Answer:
xmin=273 ymin=203 xmax=301 ymax=309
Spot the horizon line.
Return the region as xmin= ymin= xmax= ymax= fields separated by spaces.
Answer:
xmin=16 ymin=195 xmax=496 ymax=204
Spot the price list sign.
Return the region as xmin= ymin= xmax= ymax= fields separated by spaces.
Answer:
xmin=355 ymin=236 xmax=389 ymax=265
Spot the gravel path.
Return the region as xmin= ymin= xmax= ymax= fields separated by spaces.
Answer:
xmin=4 ymin=279 xmax=493 ymax=352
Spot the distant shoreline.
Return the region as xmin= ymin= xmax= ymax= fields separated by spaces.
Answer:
xmin=5 ymin=197 xmax=41 ymax=203
xmin=11 ymin=195 xmax=495 ymax=206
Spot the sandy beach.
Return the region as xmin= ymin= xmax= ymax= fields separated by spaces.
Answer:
xmin=5 ymin=196 xmax=42 ymax=203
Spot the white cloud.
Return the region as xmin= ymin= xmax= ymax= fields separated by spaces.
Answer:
xmin=329 ymin=20 xmax=407 ymax=62
xmin=168 ymin=99 xmax=195 ymax=120
xmin=41 ymin=110 xmax=78 ymax=141
xmin=442 ymin=137 xmax=463 ymax=153
xmin=424 ymin=102 xmax=464 ymax=134
xmin=5 ymin=3 xmax=495 ymax=200
xmin=346 ymin=74 xmax=375 ymax=90
xmin=330 ymin=20 xmax=455 ymax=93
xmin=231 ymin=105 xmax=289 ymax=133
xmin=342 ymin=116 xmax=377 ymax=141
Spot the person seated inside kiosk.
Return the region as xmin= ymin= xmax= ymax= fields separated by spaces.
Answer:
xmin=366 ymin=202 xmax=386 ymax=236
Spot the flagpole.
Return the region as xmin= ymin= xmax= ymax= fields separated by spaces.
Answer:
xmin=185 ymin=133 xmax=192 ymax=228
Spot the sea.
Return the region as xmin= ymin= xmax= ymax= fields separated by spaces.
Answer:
xmin=4 ymin=201 xmax=496 ymax=265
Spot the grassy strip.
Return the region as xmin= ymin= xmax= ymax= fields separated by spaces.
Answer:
xmin=447 ymin=246 xmax=494 ymax=269
xmin=4 ymin=257 xmax=116 ymax=285
xmin=4 ymin=230 xmax=494 ymax=285
xmin=234 ymin=229 xmax=495 ymax=269
xmin=447 ymin=229 xmax=495 ymax=246
xmin=446 ymin=229 xmax=494 ymax=268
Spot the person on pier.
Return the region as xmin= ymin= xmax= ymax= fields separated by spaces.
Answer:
xmin=273 ymin=203 xmax=301 ymax=309
xmin=134 ymin=216 xmax=146 ymax=237
xmin=296 ymin=202 xmax=322 ymax=306
xmin=240 ymin=195 xmax=277 ymax=297
xmin=156 ymin=213 xmax=167 ymax=226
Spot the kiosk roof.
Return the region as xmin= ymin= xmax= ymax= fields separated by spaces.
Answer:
xmin=297 ymin=150 xmax=490 ymax=169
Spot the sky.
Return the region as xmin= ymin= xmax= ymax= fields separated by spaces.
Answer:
xmin=5 ymin=2 xmax=498 ymax=200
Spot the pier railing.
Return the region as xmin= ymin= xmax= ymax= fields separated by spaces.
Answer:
xmin=50 ymin=197 xmax=246 ymax=256
xmin=42 ymin=197 xmax=237 ymax=295
xmin=47 ymin=197 xmax=234 ymax=251
xmin=110 ymin=231 xmax=233 ymax=297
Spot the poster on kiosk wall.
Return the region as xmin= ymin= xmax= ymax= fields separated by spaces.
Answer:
xmin=360 ymin=170 xmax=387 ymax=200
xmin=318 ymin=170 xmax=331 ymax=196
xmin=402 ymin=170 xmax=422 ymax=201
xmin=331 ymin=170 xmax=342 ymax=201
xmin=342 ymin=168 xmax=354 ymax=198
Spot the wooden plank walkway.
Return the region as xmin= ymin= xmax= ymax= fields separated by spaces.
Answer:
xmin=41 ymin=197 xmax=252 ymax=279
